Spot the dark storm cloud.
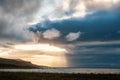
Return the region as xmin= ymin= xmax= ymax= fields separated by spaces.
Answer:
xmin=30 ymin=7 xmax=120 ymax=43
xmin=66 ymin=41 xmax=120 ymax=68
xmin=67 ymin=53 xmax=120 ymax=68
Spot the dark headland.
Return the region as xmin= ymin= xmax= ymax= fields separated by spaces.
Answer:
xmin=0 ymin=57 xmax=47 ymax=68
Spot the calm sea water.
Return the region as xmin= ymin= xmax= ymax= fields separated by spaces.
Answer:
xmin=0 ymin=68 xmax=120 ymax=74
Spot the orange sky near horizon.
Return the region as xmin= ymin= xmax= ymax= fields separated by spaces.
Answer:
xmin=0 ymin=43 xmax=68 ymax=67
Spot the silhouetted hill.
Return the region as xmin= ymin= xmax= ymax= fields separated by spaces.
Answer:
xmin=0 ymin=58 xmax=47 ymax=68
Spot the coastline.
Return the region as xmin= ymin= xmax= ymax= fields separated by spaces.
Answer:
xmin=0 ymin=68 xmax=120 ymax=74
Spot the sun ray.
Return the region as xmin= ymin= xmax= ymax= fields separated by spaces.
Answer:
xmin=13 ymin=43 xmax=68 ymax=67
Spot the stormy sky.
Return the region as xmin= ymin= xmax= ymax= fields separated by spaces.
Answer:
xmin=0 ymin=0 xmax=120 ymax=68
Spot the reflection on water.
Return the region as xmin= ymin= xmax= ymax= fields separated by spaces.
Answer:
xmin=0 ymin=68 xmax=120 ymax=74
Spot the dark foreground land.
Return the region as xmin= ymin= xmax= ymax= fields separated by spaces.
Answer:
xmin=0 ymin=72 xmax=120 ymax=80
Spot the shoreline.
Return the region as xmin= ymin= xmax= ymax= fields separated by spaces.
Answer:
xmin=0 ymin=68 xmax=120 ymax=74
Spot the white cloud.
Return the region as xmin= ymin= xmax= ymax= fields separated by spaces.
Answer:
xmin=66 ymin=31 xmax=81 ymax=41
xmin=73 ymin=2 xmax=86 ymax=18
xmin=28 ymin=0 xmax=120 ymax=25
xmin=42 ymin=28 xmax=61 ymax=40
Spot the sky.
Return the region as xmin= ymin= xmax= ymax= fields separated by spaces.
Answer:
xmin=0 ymin=0 xmax=120 ymax=68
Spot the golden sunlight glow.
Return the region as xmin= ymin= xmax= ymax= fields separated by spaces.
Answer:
xmin=14 ymin=44 xmax=67 ymax=52
xmin=12 ymin=43 xmax=68 ymax=67
xmin=24 ymin=54 xmax=68 ymax=67
xmin=0 ymin=47 xmax=11 ymax=57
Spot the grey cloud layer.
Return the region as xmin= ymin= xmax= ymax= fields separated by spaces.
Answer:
xmin=0 ymin=0 xmax=41 ymax=42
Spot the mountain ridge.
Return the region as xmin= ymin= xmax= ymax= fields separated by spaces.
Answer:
xmin=0 ymin=57 xmax=48 ymax=69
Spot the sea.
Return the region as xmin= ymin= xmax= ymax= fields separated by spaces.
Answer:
xmin=0 ymin=68 xmax=120 ymax=74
